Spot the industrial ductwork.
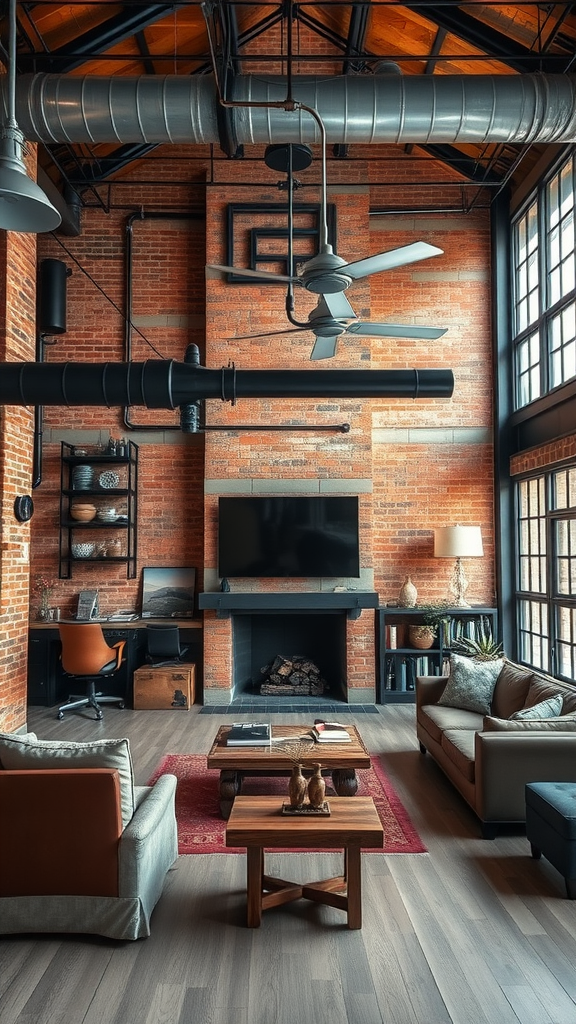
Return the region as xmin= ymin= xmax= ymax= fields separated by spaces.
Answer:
xmin=12 ymin=73 xmax=576 ymax=149
xmin=0 ymin=360 xmax=454 ymax=428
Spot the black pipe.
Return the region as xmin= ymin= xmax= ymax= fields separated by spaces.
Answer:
xmin=0 ymin=361 xmax=454 ymax=408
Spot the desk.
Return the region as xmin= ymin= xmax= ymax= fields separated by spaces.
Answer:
xmin=28 ymin=619 xmax=203 ymax=708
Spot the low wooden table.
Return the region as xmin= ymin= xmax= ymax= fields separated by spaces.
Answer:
xmin=207 ymin=724 xmax=371 ymax=818
xmin=226 ymin=795 xmax=384 ymax=929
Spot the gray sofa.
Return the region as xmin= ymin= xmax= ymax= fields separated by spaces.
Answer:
xmin=416 ymin=659 xmax=576 ymax=837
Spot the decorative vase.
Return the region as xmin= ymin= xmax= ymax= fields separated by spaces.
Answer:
xmin=38 ymin=590 xmax=50 ymax=621
xmin=307 ymin=763 xmax=326 ymax=809
xmin=398 ymin=575 xmax=417 ymax=607
xmin=288 ymin=764 xmax=308 ymax=808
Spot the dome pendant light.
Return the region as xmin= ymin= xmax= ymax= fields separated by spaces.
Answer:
xmin=0 ymin=0 xmax=61 ymax=232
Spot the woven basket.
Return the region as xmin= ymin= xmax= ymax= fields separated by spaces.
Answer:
xmin=408 ymin=626 xmax=435 ymax=650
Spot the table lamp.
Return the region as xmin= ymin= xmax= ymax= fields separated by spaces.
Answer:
xmin=433 ymin=525 xmax=484 ymax=608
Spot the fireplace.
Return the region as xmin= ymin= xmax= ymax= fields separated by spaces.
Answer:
xmin=232 ymin=612 xmax=346 ymax=700
xmin=198 ymin=591 xmax=379 ymax=705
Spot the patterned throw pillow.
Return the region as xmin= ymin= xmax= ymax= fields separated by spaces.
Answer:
xmin=437 ymin=653 xmax=504 ymax=714
xmin=510 ymin=694 xmax=563 ymax=720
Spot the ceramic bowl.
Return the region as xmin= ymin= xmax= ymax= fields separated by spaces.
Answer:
xmin=96 ymin=507 xmax=118 ymax=522
xmin=71 ymin=542 xmax=95 ymax=558
xmin=70 ymin=504 xmax=97 ymax=522
xmin=98 ymin=470 xmax=120 ymax=489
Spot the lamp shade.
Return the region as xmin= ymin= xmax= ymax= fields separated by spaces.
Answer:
xmin=434 ymin=525 xmax=483 ymax=558
xmin=0 ymin=135 xmax=62 ymax=233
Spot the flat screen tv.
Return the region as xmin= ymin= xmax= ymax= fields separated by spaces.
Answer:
xmin=218 ymin=495 xmax=360 ymax=579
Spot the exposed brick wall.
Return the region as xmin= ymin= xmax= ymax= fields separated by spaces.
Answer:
xmin=1 ymin=136 xmax=495 ymax=715
xmin=510 ymin=434 xmax=576 ymax=476
xmin=0 ymin=226 xmax=37 ymax=731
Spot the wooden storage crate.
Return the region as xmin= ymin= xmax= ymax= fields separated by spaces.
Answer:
xmin=133 ymin=665 xmax=195 ymax=710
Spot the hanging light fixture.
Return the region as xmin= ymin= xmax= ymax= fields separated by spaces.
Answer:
xmin=0 ymin=0 xmax=61 ymax=232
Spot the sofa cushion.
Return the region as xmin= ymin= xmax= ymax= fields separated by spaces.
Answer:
xmin=491 ymin=661 xmax=534 ymax=719
xmin=441 ymin=729 xmax=476 ymax=783
xmin=483 ymin=714 xmax=576 ymax=732
xmin=0 ymin=733 xmax=134 ymax=828
xmin=510 ymin=694 xmax=563 ymax=720
xmin=419 ymin=704 xmax=485 ymax=743
xmin=437 ymin=654 xmax=504 ymax=714
xmin=522 ymin=675 xmax=576 ymax=715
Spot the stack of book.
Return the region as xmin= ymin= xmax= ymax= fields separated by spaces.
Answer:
xmin=311 ymin=721 xmax=351 ymax=743
xmin=226 ymin=722 xmax=271 ymax=746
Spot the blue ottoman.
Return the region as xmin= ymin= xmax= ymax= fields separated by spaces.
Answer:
xmin=525 ymin=782 xmax=576 ymax=899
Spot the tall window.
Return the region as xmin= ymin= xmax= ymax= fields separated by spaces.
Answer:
xmin=516 ymin=466 xmax=576 ymax=680
xmin=512 ymin=154 xmax=576 ymax=409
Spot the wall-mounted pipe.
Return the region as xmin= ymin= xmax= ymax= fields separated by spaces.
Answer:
xmin=0 ymin=361 xmax=454 ymax=410
xmin=11 ymin=74 xmax=576 ymax=148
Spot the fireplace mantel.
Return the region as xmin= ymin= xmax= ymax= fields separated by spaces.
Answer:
xmin=198 ymin=591 xmax=378 ymax=620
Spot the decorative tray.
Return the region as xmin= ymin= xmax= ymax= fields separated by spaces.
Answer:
xmin=281 ymin=801 xmax=330 ymax=816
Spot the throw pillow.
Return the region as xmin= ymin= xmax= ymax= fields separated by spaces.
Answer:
xmin=0 ymin=733 xmax=134 ymax=827
xmin=437 ymin=654 xmax=504 ymax=715
xmin=510 ymin=694 xmax=563 ymax=720
xmin=490 ymin=661 xmax=534 ymax=719
xmin=483 ymin=714 xmax=576 ymax=732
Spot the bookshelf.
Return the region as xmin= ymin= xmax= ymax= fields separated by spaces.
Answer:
xmin=375 ymin=606 xmax=499 ymax=704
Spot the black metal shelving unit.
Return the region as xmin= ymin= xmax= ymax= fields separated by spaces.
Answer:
xmin=59 ymin=441 xmax=138 ymax=579
xmin=376 ymin=606 xmax=499 ymax=703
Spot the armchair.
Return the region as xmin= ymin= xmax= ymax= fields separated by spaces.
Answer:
xmin=0 ymin=765 xmax=178 ymax=939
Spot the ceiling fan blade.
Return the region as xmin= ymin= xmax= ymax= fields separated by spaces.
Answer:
xmin=310 ymin=336 xmax=339 ymax=360
xmin=207 ymin=263 xmax=297 ymax=285
xmin=231 ymin=326 xmax=308 ymax=340
xmin=342 ymin=242 xmax=444 ymax=281
xmin=320 ymin=291 xmax=356 ymax=318
xmin=344 ymin=322 xmax=448 ymax=339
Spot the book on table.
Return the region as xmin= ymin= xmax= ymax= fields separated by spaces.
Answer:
xmin=226 ymin=722 xmax=271 ymax=746
xmin=311 ymin=721 xmax=352 ymax=743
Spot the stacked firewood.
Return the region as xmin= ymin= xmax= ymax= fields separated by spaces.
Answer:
xmin=260 ymin=654 xmax=326 ymax=696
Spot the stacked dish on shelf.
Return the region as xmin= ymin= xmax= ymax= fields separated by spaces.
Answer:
xmin=72 ymin=465 xmax=94 ymax=490
xmin=96 ymin=507 xmax=118 ymax=523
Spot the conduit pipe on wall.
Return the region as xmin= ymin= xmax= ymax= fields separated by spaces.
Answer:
xmin=11 ymin=74 xmax=576 ymax=148
xmin=0 ymin=361 xmax=454 ymax=415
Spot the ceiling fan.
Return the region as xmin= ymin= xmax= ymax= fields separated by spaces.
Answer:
xmin=207 ymin=138 xmax=447 ymax=357
xmin=235 ymin=291 xmax=448 ymax=360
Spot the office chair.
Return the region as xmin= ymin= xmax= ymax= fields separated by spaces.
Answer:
xmin=145 ymin=624 xmax=189 ymax=668
xmin=57 ymin=622 xmax=127 ymax=720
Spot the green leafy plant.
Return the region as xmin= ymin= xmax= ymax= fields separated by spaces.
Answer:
xmin=452 ymin=617 xmax=503 ymax=661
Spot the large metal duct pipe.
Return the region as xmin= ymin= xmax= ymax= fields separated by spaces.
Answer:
xmin=0 ymin=361 xmax=454 ymax=410
xmin=12 ymin=74 xmax=576 ymax=147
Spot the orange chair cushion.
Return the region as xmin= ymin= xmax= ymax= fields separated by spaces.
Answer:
xmin=0 ymin=768 xmax=123 ymax=897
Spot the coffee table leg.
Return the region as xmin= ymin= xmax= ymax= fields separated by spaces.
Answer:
xmin=219 ymin=770 xmax=242 ymax=819
xmin=246 ymin=847 xmax=263 ymax=927
xmin=345 ymin=846 xmax=362 ymax=929
xmin=332 ymin=768 xmax=358 ymax=797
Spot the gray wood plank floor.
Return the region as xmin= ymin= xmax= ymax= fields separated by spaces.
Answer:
xmin=2 ymin=704 xmax=576 ymax=1024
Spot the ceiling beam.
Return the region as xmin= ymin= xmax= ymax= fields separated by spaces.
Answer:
xmin=405 ymin=4 xmax=563 ymax=74
xmin=18 ymin=3 xmax=189 ymax=74
xmin=422 ymin=144 xmax=503 ymax=184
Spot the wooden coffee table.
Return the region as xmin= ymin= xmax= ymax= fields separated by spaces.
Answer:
xmin=226 ymin=795 xmax=384 ymax=928
xmin=207 ymin=724 xmax=371 ymax=818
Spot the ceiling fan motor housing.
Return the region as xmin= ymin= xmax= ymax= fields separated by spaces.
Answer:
xmin=300 ymin=249 xmax=353 ymax=294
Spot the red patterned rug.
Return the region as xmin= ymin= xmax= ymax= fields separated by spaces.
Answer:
xmin=147 ymin=754 xmax=427 ymax=855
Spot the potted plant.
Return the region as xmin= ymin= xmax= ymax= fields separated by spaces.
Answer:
xmin=452 ymin=617 xmax=503 ymax=661
xmin=408 ymin=604 xmax=450 ymax=650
